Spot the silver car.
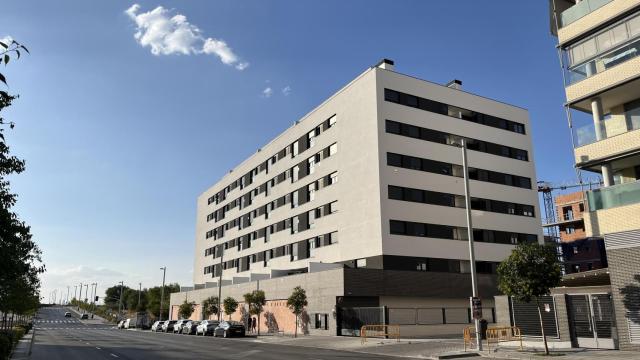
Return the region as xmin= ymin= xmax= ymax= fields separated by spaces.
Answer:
xmin=173 ymin=319 xmax=188 ymax=334
xmin=151 ymin=321 xmax=163 ymax=332
xmin=196 ymin=320 xmax=219 ymax=336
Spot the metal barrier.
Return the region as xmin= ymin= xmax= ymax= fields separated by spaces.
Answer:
xmin=360 ymin=324 xmax=400 ymax=344
xmin=486 ymin=326 xmax=522 ymax=351
xmin=463 ymin=325 xmax=522 ymax=352
xmin=463 ymin=326 xmax=476 ymax=351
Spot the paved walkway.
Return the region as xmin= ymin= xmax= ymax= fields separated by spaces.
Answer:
xmin=252 ymin=335 xmax=466 ymax=358
xmin=485 ymin=347 xmax=640 ymax=360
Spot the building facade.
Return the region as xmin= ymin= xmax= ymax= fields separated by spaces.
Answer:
xmin=550 ymin=0 xmax=640 ymax=350
xmin=174 ymin=59 xmax=542 ymax=336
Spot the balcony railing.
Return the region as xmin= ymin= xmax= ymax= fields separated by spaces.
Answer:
xmin=566 ymin=37 xmax=640 ymax=85
xmin=586 ymin=180 xmax=640 ymax=211
xmin=574 ymin=112 xmax=640 ymax=147
xmin=560 ymin=0 xmax=612 ymax=28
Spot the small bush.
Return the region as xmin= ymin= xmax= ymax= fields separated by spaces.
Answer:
xmin=0 ymin=333 xmax=12 ymax=360
xmin=11 ymin=328 xmax=25 ymax=345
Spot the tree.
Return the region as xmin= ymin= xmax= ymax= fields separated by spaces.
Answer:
xmin=201 ymin=296 xmax=219 ymax=320
xmin=178 ymin=300 xmax=195 ymax=320
xmin=244 ymin=290 xmax=266 ymax=334
xmin=223 ymin=297 xmax=238 ymax=320
xmin=497 ymin=243 xmax=561 ymax=355
xmin=287 ymin=286 xmax=308 ymax=337
xmin=0 ymin=39 xmax=42 ymax=324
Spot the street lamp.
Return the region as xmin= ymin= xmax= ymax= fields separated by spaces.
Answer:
xmin=159 ymin=267 xmax=166 ymax=321
xmin=78 ymin=282 xmax=83 ymax=310
xmin=138 ymin=283 xmax=142 ymax=312
xmin=458 ymin=138 xmax=483 ymax=351
xmin=216 ymin=245 xmax=224 ymax=321
xmin=118 ymin=281 xmax=124 ymax=321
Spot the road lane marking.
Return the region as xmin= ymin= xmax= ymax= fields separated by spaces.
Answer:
xmin=96 ymin=347 xmax=101 ymax=350
xmin=110 ymin=354 xmax=119 ymax=358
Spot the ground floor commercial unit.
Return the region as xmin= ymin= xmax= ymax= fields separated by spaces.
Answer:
xmin=169 ymin=266 xmax=499 ymax=337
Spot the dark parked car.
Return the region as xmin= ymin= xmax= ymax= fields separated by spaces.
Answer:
xmin=196 ymin=320 xmax=219 ymax=336
xmin=151 ymin=321 xmax=163 ymax=332
xmin=80 ymin=313 xmax=89 ymax=320
xmin=181 ymin=321 xmax=200 ymax=335
xmin=161 ymin=320 xmax=178 ymax=333
xmin=213 ymin=321 xmax=245 ymax=338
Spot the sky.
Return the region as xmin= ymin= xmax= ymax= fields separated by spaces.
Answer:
xmin=1 ymin=1 xmax=578 ymax=303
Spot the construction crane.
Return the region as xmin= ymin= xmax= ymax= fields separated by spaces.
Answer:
xmin=537 ymin=180 xmax=601 ymax=241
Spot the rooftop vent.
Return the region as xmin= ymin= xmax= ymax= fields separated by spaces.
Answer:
xmin=446 ymin=79 xmax=462 ymax=90
xmin=376 ymin=58 xmax=394 ymax=71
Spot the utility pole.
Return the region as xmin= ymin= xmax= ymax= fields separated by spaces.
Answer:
xmin=78 ymin=282 xmax=83 ymax=310
xmin=74 ymin=285 xmax=78 ymax=303
xmin=217 ymin=246 xmax=224 ymax=321
xmin=118 ymin=281 xmax=124 ymax=321
xmin=159 ymin=267 xmax=166 ymax=321
xmin=460 ymin=138 xmax=482 ymax=351
xmin=66 ymin=286 xmax=70 ymax=305
xmin=138 ymin=283 xmax=142 ymax=312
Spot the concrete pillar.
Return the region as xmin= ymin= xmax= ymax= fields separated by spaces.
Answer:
xmin=602 ymin=163 xmax=614 ymax=187
xmin=591 ymin=97 xmax=606 ymax=141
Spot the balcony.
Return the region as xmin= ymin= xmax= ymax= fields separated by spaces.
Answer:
xmin=560 ymin=0 xmax=613 ymax=28
xmin=587 ymin=180 xmax=640 ymax=210
xmin=557 ymin=0 xmax=640 ymax=45
xmin=584 ymin=181 xmax=640 ymax=235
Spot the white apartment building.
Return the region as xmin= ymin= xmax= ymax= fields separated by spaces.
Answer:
xmin=175 ymin=59 xmax=542 ymax=336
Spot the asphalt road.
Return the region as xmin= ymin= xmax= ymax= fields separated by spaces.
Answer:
xmin=31 ymin=307 xmax=403 ymax=360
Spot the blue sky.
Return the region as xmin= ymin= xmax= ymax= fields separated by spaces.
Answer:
xmin=2 ymin=1 xmax=576 ymax=302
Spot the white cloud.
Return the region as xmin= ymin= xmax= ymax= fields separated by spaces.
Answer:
xmin=125 ymin=4 xmax=248 ymax=70
xmin=282 ymin=86 xmax=292 ymax=96
xmin=262 ymin=87 xmax=273 ymax=98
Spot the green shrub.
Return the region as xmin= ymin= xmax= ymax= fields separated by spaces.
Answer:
xmin=11 ymin=328 xmax=25 ymax=345
xmin=0 ymin=333 xmax=11 ymax=360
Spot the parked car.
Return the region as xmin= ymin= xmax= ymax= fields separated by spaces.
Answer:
xmin=151 ymin=321 xmax=163 ymax=332
xmin=173 ymin=319 xmax=189 ymax=334
xmin=181 ymin=321 xmax=200 ymax=335
xmin=64 ymin=312 xmax=72 ymax=317
xmin=213 ymin=321 xmax=245 ymax=338
xmin=80 ymin=313 xmax=89 ymax=320
xmin=161 ymin=320 xmax=177 ymax=333
xmin=196 ymin=320 xmax=219 ymax=336
xmin=117 ymin=320 xmax=125 ymax=329
xmin=124 ymin=318 xmax=135 ymax=329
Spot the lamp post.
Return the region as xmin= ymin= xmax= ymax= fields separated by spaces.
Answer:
xmin=459 ymin=138 xmax=483 ymax=351
xmin=78 ymin=282 xmax=82 ymax=310
xmin=74 ymin=285 xmax=77 ymax=302
xmin=118 ymin=281 xmax=124 ymax=321
xmin=217 ymin=245 xmax=224 ymax=321
xmin=159 ymin=267 xmax=166 ymax=321
xmin=138 ymin=283 xmax=142 ymax=312
xmin=66 ymin=286 xmax=70 ymax=305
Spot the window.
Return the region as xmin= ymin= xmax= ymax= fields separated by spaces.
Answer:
xmin=314 ymin=313 xmax=328 ymax=330
xmin=387 ymin=153 xmax=402 ymax=167
xmin=329 ymin=143 xmax=337 ymax=156
xmin=390 ymin=220 xmax=405 ymax=235
xmin=292 ymin=191 xmax=299 ymax=208
xmin=388 ymin=185 xmax=403 ymax=200
xmin=329 ymin=231 xmax=338 ymax=244
xmin=566 ymin=226 xmax=576 ymax=234
xmin=328 ymin=115 xmax=337 ymax=128
xmin=308 ymin=157 xmax=316 ymax=175
xmin=329 ymin=172 xmax=338 ymax=185
xmin=329 ymin=201 xmax=338 ymax=214
xmin=292 ymin=165 xmax=299 ymax=182
xmin=308 ymin=183 xmax=316 ymax=201
xmin=292 ymin=141 xmax=299 ymax=158
xmin=308 ymin=129 xmax=316 ymax=148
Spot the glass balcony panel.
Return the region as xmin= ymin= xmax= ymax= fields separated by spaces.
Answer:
xmin=561 ymin=0 xmax=613 ymax=27
xmin=566 ymin=38 xmax=640 ymax=84
xmin=587 ymin=180 xmax=640 ymax=211
xmin=574 ymin=112 xmax=640 ymax=147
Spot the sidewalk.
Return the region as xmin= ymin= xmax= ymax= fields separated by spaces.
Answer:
xmin=484 ymin=347 xmax=640 ymax=360
xmin=250 ymin=334 xmax=466 ymax=358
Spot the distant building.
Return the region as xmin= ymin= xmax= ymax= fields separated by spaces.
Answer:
xmin=171 ymin=59 xmax=542 ymax=336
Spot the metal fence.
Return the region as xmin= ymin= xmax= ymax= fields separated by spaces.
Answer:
xmin=388 ymin=307 xmax=496 ymax=326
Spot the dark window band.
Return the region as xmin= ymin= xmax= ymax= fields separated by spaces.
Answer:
xmin=388 ymin=185 xmax=535 ymax=217
xmin=384 ymin=88 xmax=525 ymax=135
xmin=386 ymin=152 xmax=532 ymax=189
xmin=385 ymin=120 xmax=528 ymax=161
xmin=389 ymin=219 xmax=538 ymax=245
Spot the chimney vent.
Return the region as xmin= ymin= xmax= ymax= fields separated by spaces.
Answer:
xmin=446 ymin=79 xmax=462 ymax=90
xmin=376 ymin=58 xmax=395 ymax=71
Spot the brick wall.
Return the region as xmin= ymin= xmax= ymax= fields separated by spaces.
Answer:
xmin=554 ymin=192 xmax=587 ymax=243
